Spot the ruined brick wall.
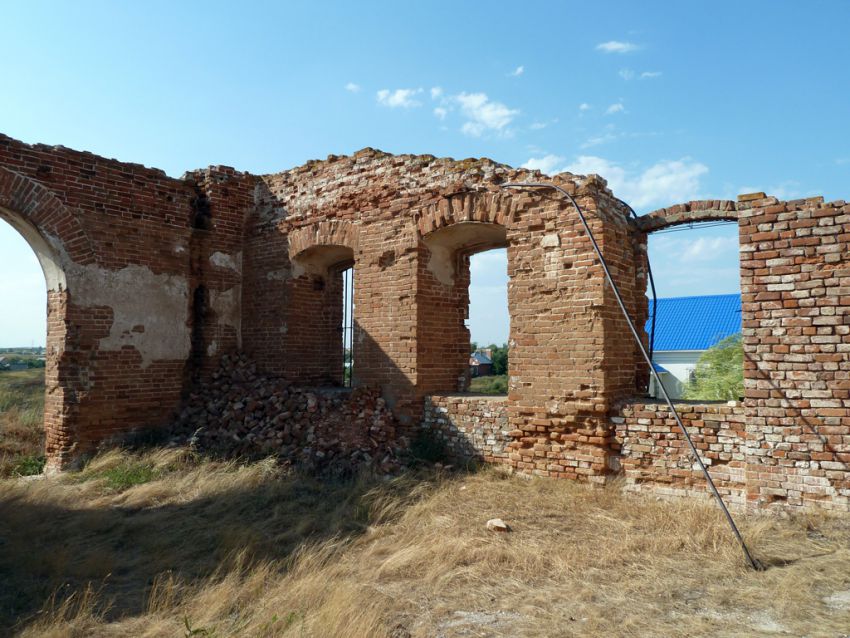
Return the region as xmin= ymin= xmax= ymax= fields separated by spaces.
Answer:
xmin=243 ymin=154 xmax=638 ymax=481
xmin=0 ymin=134 xmax=250 ymax=467
xmin=740 ymin=195 xmax=850 ymax=510
xmin=422 ymin=394 xmax=510 ymax=464
xmin=2 ymin=129 xmax=847 ymax=514
xmin=624 ymin=195 xmax=850 ymax=512
xmin=612 ymin=400 xmax=747 ymax=507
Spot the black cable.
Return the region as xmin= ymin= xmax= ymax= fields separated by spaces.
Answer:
xmin=617 ymin=198 xmax=658 ymax=369
xmin=501 ymin=182 xmax=763 ymax=571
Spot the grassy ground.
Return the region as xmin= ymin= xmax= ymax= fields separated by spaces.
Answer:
xmin=0 ymin=368 xmax=45 ymax=477
xmin=469 ymin=374 xmax=507 ymax=395
xmin=1 ymin=448 xmax=849 ymax=637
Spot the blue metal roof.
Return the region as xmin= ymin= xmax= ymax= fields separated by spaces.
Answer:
xmin=652 ymin=362 xmax=671 ymax=374
xmin=646 ymin=294 xmax=741 ymax=351
xmin=471 ymin=351 xmax=492 ymax=364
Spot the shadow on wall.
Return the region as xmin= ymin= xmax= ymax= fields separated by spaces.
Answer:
xmin=744 ymin=350 xmax=850 ymax=505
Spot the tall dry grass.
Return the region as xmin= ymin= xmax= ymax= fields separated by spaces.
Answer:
xmin=0 ymin=368 xmax=45 ymax=477
xmin=2 ymin=448 xmax=849 ymax=637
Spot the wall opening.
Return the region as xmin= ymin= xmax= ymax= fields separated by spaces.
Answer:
xmin=419 ymin=222 xmax=508 ymax=395
xmin=0 ymin=215 xmax=53 ymax=477
xmin=467 ymin=247 xmax=509 ymax=395
xmin=339 ymin=264 xmax=354 ymax=387
xmin=290 ymin=245 xmax=356 ymax=387
xmin=644 ymin=220 xmax=742 ymax=401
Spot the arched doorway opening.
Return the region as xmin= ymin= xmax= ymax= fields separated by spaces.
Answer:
xmin=0 ymin=211 xmax=64 ymax=476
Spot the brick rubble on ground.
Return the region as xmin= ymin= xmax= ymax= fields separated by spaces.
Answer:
xmin=173 ymin=354 xmax=404 ymax=474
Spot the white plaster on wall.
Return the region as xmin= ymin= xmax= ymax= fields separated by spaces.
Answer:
xmin=266 ymin=268 xmax=292 ymax=281
xmin=210 ymin=251 xmax=242 ymax=273
xmin=210 ymin=285 xmax=242 ymax=348
xmin=71 ymin=263 xmax=190 ymax=367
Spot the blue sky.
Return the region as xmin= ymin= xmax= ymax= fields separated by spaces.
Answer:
xmin=1 ymin=0 xmax=848 ymax=346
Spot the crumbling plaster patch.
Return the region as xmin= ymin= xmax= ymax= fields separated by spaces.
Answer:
xmin=71 ymin=263 xmax=190 ymax=367
xmin=210 ymin=286 xmax=242 ymax=348
xmin=210 ymin=250 xmax=242 ymax=273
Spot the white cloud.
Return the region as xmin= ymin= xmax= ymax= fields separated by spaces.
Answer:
xmin=579 ymin=103 xmax=591 ymax=111
xmin=376 ymin=88 xmax=423 ymax=108
xmin=836 ymin=157 xmax=849 ymax=166
xmin=455 ymin=92 xmax=519 ymax=137
xmin=522 ymin=154 xmax=709 ymax=209
xmin=596 ymin=40 xmax=640 ymax=53
xmin=619 ymin=68 xmax=635 ymax=80
xmin=640 ymin=71 xmax=662 ymax=79
xmin=678 ymin=236 xmax=739 ymax=262
xmin=530 ymin=122 xmax=547 ymax=130
xmin=605 ymin=102 xmax=625 ymax=115
xmin=430 ymin=86 xmax=443 ymax=100
xmin=509 ymin=65 xmax=524 ymax=77
xmin=345 ymin=82 xmax=361 ymax=93
xmin=521 ymin=154 xmax=567 ymax=175
xmin=581 ymin=132 xmax=618 ymax=148
xmin=433 ymin=106 xmax=448 ymax=120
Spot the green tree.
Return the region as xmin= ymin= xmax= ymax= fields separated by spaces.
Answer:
xmin=682 ymin=334 xmax=744 ymax=401
xmin=487 ymin=343 xmax=508 ymax=376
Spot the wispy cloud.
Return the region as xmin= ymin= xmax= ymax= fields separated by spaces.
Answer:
xmin=430 ymin=87 xmax=443 ymax=100
xmin=596 ymin=40 xmax=640 ymax=54
xmin=376 ymin=88 xmax=423 ymax=108
xmin=579 ymin=103 xmax=592 ymax=112
xmin=522 ymin=154 xmax=709 ymax=209
xmin=508 ymin=65 xmax=524 ymax=77
xmin=836 ymin=157 xmax=850 ymax=166
xmin=620 ymin=69 xmax=662 ymax=81
xmin=605 ymin=102 xmax=625 ymax=115
xmin=581 ymin=132 xmax=619 ymax=148
xmin=433 ymin=106 xmax=448 ymax=120
xmin=345 ymin=82 xmax=361 ymax=93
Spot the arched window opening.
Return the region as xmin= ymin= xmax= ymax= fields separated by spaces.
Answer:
xmin=0 ymin=218 xmax=48 ymax=477
xmin=290 ymin=245 xmax=356 ymax=387
xmin=645 ymin=221 xmax=742 ymax=401
xmin=419 ymin=222 xmax=509 ymax=395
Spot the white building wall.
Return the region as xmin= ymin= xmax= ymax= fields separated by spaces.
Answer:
xmin=649 ymin=350 xmax=703 ymax=399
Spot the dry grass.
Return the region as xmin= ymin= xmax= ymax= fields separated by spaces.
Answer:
xmin=1 ymin=448 xmax=849 ymax=637
xmin=0 ymin=368 xmax=45 ymax=477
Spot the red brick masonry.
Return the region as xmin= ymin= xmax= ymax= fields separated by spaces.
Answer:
xmin=0 ymin=132 xmax=847 ymax=512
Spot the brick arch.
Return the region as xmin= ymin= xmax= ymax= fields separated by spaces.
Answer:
xmin=414 ymin=190 xmax=514 ymax=237
xmin=0 ymin=166 xmax=96 ymax=267
xmin=288 ymin=219 xmax=360 ymax=259
xmin=0 ymin=167 xmax=97 ymax=471
xmin=635 ymin=200 xmax=739 ymax=233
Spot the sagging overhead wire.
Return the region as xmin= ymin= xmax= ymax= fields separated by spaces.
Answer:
xmin=500 ymin=182 xmax=763 ymax=571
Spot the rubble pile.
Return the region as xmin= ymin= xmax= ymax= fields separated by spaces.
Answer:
xmin=173 ymin=354 xmax=405 ymax=475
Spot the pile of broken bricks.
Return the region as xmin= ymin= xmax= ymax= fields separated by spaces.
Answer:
xmin=172 ymin=353 xmax=405 ymax=476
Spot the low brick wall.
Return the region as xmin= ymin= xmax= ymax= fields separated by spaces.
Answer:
xmin=612 ymin=401 xmax=748 ymax=506
xmin=422 ymin=395 xmax=510 ymax=463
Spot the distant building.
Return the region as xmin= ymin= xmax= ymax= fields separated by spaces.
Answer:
xmin=469 ymin=349 xmax=493 ymax=377
xmin=647 ymin=294 xmax=741 ymax=399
